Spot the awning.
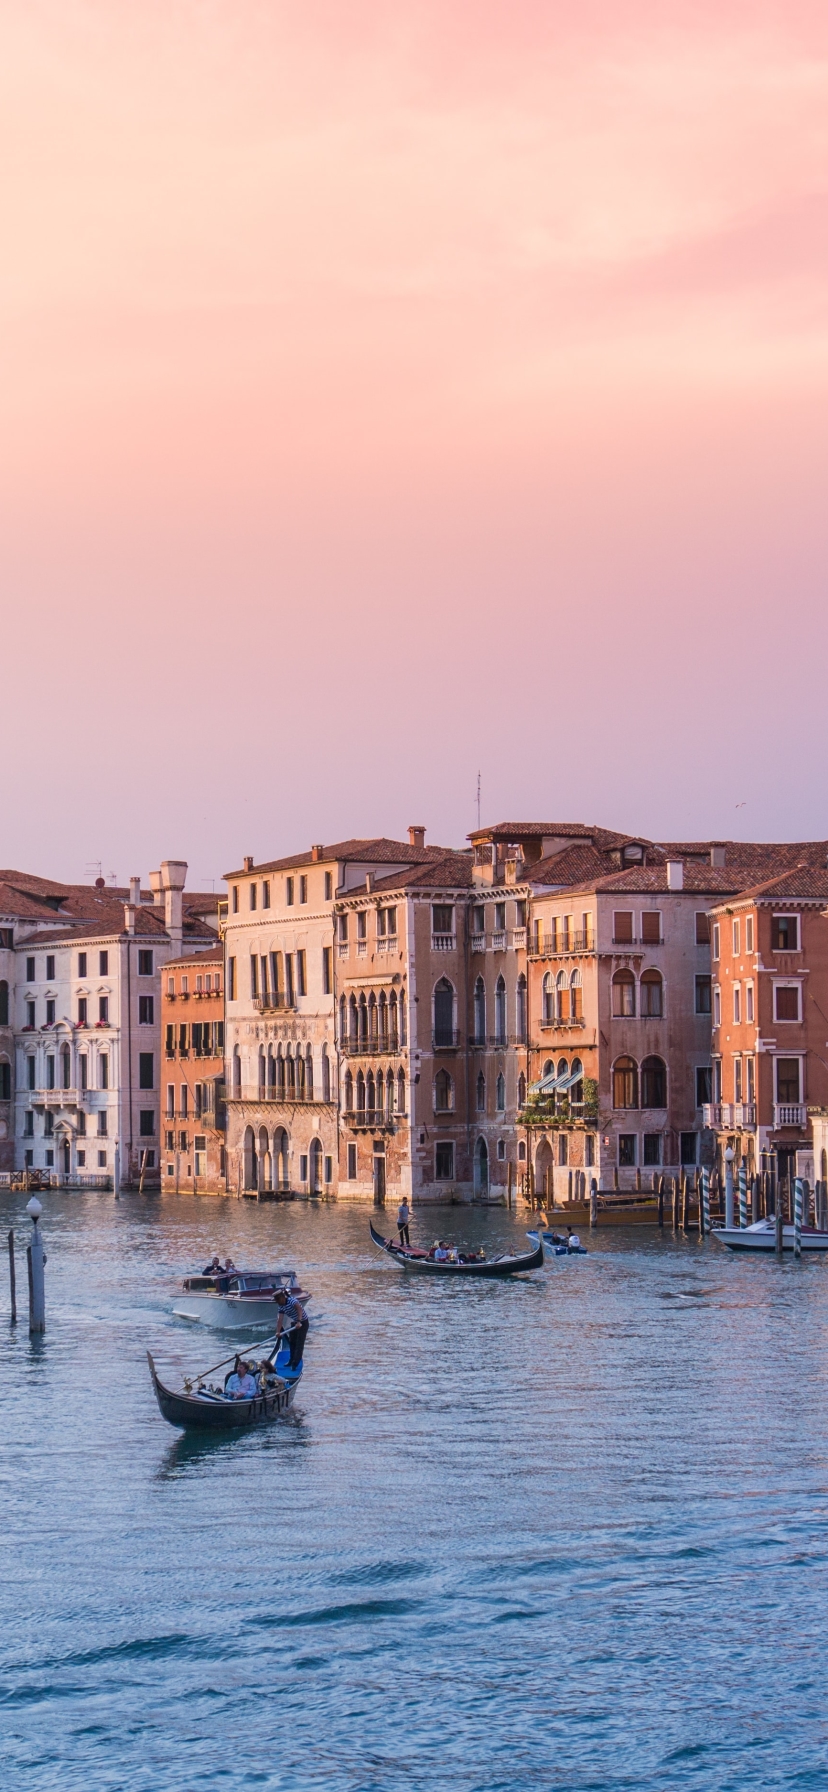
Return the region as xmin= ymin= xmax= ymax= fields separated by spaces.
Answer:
xmin=529 ymin=1066 xmax=583 ymax=1097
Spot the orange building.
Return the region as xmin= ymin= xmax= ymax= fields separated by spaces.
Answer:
xmin=161 ymin=943 xmax=226 ymax=1193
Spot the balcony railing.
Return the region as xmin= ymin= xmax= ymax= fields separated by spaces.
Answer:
xmin=376 ymin=936 xmax=398 ymax=954
xmin=343 ymin=1108 xmax=405 ymax=1127
xmin=774 ymin=1103 xmax=807 ymax=1129
xmin=532 ymin=929 xmax=594 ymax=956
xmin=253 ymin=993 xmax=289 ymax=1012
xmin=512 ymin=927 xmax=527 ymax=950
xmin=538 ymin=1014 xmax=586 ymax=1031
xmin=471 ymin=933 xmax=486 ymax=953
xmin=491 ymin=930 xmax=507 ymax=953
xmin=340 ymin=1035 xmax=401 ymax=1056
xmin=229 ymin=1084 xmax=334 ymax=1105
xmin=469 ymin=1032 xmax=526 ymax=1049
xmin=735 ymin=1103 xmax=757 ymax=1127
xmin=431 ymin=933 xmax=456 ymax=952
xmin=356 ymin=939 xmax=367 ymax=956
xmin=338 ymin=941 xmax=349 ymax=958
xmin=433 ymin=1029 xmax=460 ymax=1050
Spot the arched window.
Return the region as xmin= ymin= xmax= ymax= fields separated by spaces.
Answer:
xmin=386 ymin=1068 xmax=395 ymax=1115
xmin=570 ymin=1057 xmax=583 ymax=1107
xmin=517 ymin=1072 xmax=526 ymax=1107
xmin=399 ymin=991 xmax=407 ymax=1046
xmin=305 ymin=1046 xmax=313 ymax=1100
xmin=389 ymin=991 xmax=399 ymax=1050
xmin=258 ymin=1048 xmax=266 ymax=1093
xmin=495 ymin=975 xmax=507 ymax=1045
xmin=397 ymin=1067 xmax=406 ymax=1114
xmin=378 ymin=991 xmax=388 ymax=1047
xmin=641 ymin=1055 xmax=667 ymax=1108
xmin=322 ymin=1047 xmax=331 ymax=1102
xmin=516 ymin=974 xmax=527 ymax=1042
xmin=309 ymin=1137 xmax=323 ymax=1194
xmin=373 ymin=1071 xmax=384 ymax=1119
xmin=356 ymin=1069 xmax=365 ymax=1114
xmin=344 ymin=1068 xmax=353 ymax=1112
xmin=434 ymin=978 xmax=454 ymax=1048
xmin=368 ymin=993 xmax=378 ymax=1045
xmin=276 ymin=1048 xmax=286 ymax=1097
xmin=474 ymin=977 xmax=486 ymax=1044
xmin=612 ymin=970 xmax=636 ymax=1017
xmin=367 ymin=1070 xmax=375 ymax=1117
xmin=296 ymin=1050 xmax=306 ymax=1099
xmin=543 ymin=1060 xmax=554 ymax=1078
xmin=349 ymin=994 xmax=358 ymax=1046
xmin=557 ymin=1057 xmax=568 ymax=1079
xmin=267 ymin=1048 xmax=276 ymax=1090
xmin=0 ymin=981 xmax=8 ymax=1026
xmin=569 ymin=969 xmax=582 ymax=1020
xmin=640 ymin=970 xmax=663 ymax=1018
xmin=359 ymin=994 xmax=368 ymax=1046
xmin=543 ymin=973 xmax=554 ymax=1024
xmin=555 ymin=969 xmax=569 ymax=1021
xmin=233 ymin=1049 xmax=241 ymax=1095
xmin=556 ymin=1057 xmax=568 ymax=1113
xmin=476 ymin=1071 xmax=486 ymax=1112
xmin=496 ymin=1071 xmax=506 ymax=1111
xmin=339 ymin=995 xmax=347 ymax=1041
xmin=613 ymin=1056 xmax=638 ymax=1108
xmin=286 ymin=1050 xmax=296 ymax=1097
xmin=0 ymin=1058 xmax=10 ymax=1100
xmin=435 ymin=1069 xmax=453 ymax=1112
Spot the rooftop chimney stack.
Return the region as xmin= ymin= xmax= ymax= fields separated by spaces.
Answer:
xmin=124 ymin=903 xmax=135 ymax=935
xmin=365 ymin=872 xmax=374 ymax=892
xmin=710 ymin=844 xmax=726 ymax=868
xmin=160 ymin=859 xmax=187 ymax=953
xmin=311 ymin=844 xmax=323 ymax=862
xmin=666 ymin=860 xmax=684 ymax=891
xmin=149 ymin=870 xmax=164 ymax=908
xmin=408 ymin=826 xmax=426 ymax=849
xmin=129 ymin=876 xmax=141 ymax=908
xmin=244 ymin=855 xmax=253 ymax=873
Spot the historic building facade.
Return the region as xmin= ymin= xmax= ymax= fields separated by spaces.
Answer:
xmin=161 ymin=942 xmax=226 ymax=1194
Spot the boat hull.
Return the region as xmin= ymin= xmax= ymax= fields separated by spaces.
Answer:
xmin=147 ymin=1352 xmax=302 ymax=1430
xmin=369 ymin=1221 xmax=544 ymax=1276
xmin=172 ymin=1293 xmax=286 ymax=1328
xmin=713 ymin=1223 xmax=828 ymax=1252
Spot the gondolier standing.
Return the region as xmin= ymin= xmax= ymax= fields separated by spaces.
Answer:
xmin=273 ymin=1286 xmax=309 ymax=1369
xmin=397 ymin=1197 xmax=411 ymax=1247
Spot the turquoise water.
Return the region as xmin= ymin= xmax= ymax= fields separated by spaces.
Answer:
xmin=1 ymin=1191 xmax=827 ymax=1791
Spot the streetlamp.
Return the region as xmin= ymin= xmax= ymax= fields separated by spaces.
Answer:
xmin=26 ymin=1196 xmax=46 ymax=1333
xmin=724 ymin=1145 xmax=735 ymax=1230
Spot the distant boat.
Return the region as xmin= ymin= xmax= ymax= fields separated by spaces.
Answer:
xmin=148 ymin=1343 xmax=303 ymax=1430
xmin=527 ymin=1229 xmax=588 ymax=1257
xmin=713 ymin=1219 xmax=828 ymax=1252
xmin=369 ymin=1221 xmax=544 ymax=1277
xmin=172 ymin=1269 xmax=310 ymax=1328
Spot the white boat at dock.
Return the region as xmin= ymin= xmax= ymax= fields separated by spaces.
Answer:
xmin=172 ymin=1269 xmax=310 ymax=1327
xmin=712 ymin=1219 xmax=828 ymax=1252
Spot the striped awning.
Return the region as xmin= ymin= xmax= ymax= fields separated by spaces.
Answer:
xmin=530 ymin=1066 xmax=583 ymax=1097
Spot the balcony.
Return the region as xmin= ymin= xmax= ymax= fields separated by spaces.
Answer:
xmin=35 ymin=1088 xmax=82 ymax=1108
xmin=512 ymin=927 xmax=527 ymax=950
xmin=469 ymin=1032 xmax=525 ymax=1050
xmin=471 ymin=933 xmax=486 ymax=953
xmin=376 ymin=936 xmax=398 ymax=955
xmin=337 ymin=941 xmax=349 ymax=958
xmin=356 ymin=940 xmax=367 ymax=957
xmin=703 ymin=1103 xmax=733 ymax=1127
xmin=735 ymin=1103 xmax=757 ymax=1127
xmin=340 ymin=1035 xmax=401 ymax=1057
xmin=491 ymin=930 xmax=506 ymax=953
xmin=433 ymin=1029 xmax=460 ymax=1051
xmin=253 ymin=993 xmax=288 ymax=1013
xmin=431 ymin=933 xmax=456 ymax=952
xmin=229 ymin=1084 xmax=335 ymax=1105
xmin=342 ymin=1108 xmax=403 ymax=1129
xmin=538 ymin=1014 xmax=586 ymax=1031
xmin=532 ymin=930 xmax=594 ymax=957
xmin=774 ymin=1103 xmax=807 ymax=1129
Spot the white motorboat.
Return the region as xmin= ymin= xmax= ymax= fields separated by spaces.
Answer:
xmin=712 ymin=1219 xmax=828 ymax=1252
xmin=172 ymin=1269 xmax=310 ymax=1328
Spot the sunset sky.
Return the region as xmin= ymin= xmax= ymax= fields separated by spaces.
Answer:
xmin=2 ymin=2 xmax=827 ymax=884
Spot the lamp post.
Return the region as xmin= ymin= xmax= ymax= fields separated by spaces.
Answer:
xmin=724 ymin=1146 xmax=735 ymax=1230
xmin=26 ymin=1196 xmax=46 ymax=1333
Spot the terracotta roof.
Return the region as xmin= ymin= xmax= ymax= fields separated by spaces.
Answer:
xmin=224 ymin=838 xmax=446 ymax=879
xmin=658 ymin=840 xmax=828 ymax=869
xmin=548 ymin=863 xmax=748 ymax=898
xmin=467 ymin=822 xmax=632 ymax=847
xmin=17 ymin=909 xmax=217 ymax=946
xmin=343 ymin=852 xmax=475 ymax=896
xmin=164 ymin=942 xmax=224 ymax=968
xmin=709 ymin=865 xmax=828 ymax=905
xmin=527 ymin=844 xmax=634 ymax=887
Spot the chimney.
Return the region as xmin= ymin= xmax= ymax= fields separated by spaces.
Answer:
xmin=666 ymin=860 xmax=684 ymax=891
xmin=244 ymin=855 xmax=253 ymax=873
xmin=124 ymin=903 xmax=135 ymax=935
xmin=149 ymin=870 xmax=164 ymax=909
xmin=160 ymin=859 xmax=187 ymax=953
xmin=710 ymin=844 xmax=726 ymax=868
xmin=365 ymin=872 xmax=374 ymax=892
xmin=311 ymin=844 xmax=323 ymax=862
xmin=408 ymin=826 xmax=426 ymax=850
xmin=129 ymin=876 xmax=141 ymax=908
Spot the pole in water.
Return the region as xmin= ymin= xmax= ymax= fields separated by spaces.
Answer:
xmin=113 ymin=1140 xmax=120 ymax=1200
xmin=738 ymin=1161 xmax=748 ymax=1230
xmin=681 ymin=1172 xmax=689 ymax=1233
xmin=793 ymin=1177 xmax=803 ymax=1259
xmin=589 ymin=1178 xmax=598 ymax=1228
xmin=724 ymin=1147 xmax=735 ymax=1230
xmin=26 ymin=1197 xmax=45 ymax=1334
xmin=775 ymin=1187 xmax=784 ymax=1256
xmin=657 ymin=1175 xmax=664 ymax=1228
xmin=8 ymin=1228 xmax=16 ymax=1323
xmin=700 ymin=1167 xmax=710 ymax=1238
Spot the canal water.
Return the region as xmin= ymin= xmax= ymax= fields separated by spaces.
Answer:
xmin=1 ymin=1191 xmax=827 ymax=1791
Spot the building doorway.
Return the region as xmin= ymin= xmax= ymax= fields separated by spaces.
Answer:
xmin=474 ymin=1136 xmax=489 ymax=1197
xmin=309 ymin=1137 xmax=323 ymax=1195
xmin=373 ymin=1149 xmax=386 ymax=1206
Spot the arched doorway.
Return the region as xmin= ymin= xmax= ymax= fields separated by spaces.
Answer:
xmin=273 ymin=1127 xmax=289 ymax=1192
xmin=243 ymin=1125 xmax=256 ymax=1191
xmin=309 ymin=1137 xmax=322 ymax=1195
xmin=258 ymin=1125 xmax=271 ymax=1191
xmin=474 ymin=1137 xmax=489 ymax=1197
xmin=535 ymin=1137 xmax=554 ymax=1204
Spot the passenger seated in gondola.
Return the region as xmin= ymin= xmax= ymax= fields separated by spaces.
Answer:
xmin=225 ymin=1357 xmax=257 ymax=1398
xmin=433 ymin=1242 xmax=449 ymax=1261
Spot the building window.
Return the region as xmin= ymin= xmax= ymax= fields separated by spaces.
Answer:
xmin=99 ymin=996 xmax=109 ymax=1025
xmin=78 ymin=952 xmax=87 ymax=977
xmin=26 ymin=1001 xmax=35 ymax=1028
xmin=732 ymin=918 xmax=741 ymax=956
xmin=299 ymin=875 xmax=308 ymax=904
xmin=746 ymin=982 xmax=754 ymax=1023
xmin=435 ymin=1142 xmax=455 ymax=1180
xmin=46 ymin=954 xmax=55 ymax=980
xmin=26 ymin=956 xmax=35 ymax=982
xmin=680 ymin=1133 xmax=698 ymax=1166
xmin=713 ymin=986 xmax=721 ymax=1027
xmin=139 ymin=1111 xmax=155 ymax=1137
xmin=249 ymin=883 xmax=257 ymax=911
xmin=0 ymin=1061 xmax=9 ymax=1100
xmin=228 ymin=958 xmax=236 ymax=1001
xmin=100 ymin=1056 xmax=109 ymax=1089
xmin=712 ymin=923 xmax=720 ymax=960
xmin=232 ymin=885 xmax=239 ymax=913
xmin=494 ymin=902 xmax=506 ymax=932
xmin=518 ymin=1140 xmax=526 ymax=1161
xmin=285 ymin=957 xmax=294 ymax=1007
xmin=613 ymin=1057 xmax=638 ymax=1108
xmin=695 ymin=976 xmax=711 ymax=1015
xmin=324 ymin=1155 xmax=333 ymax=1185
xmin=734 ymin=1057 xmax=743 ymax=1103
xmin=745 ymin=916 xmax=754 ymax=953
xmin=46 ymin=1000 xmax=55 ymax=1026
xmin=27 ymin=1057 xmax=35 ymax=1090
xmin=297 ymin=951 xmax=307 ymax=997
xmin=585 ymin=1134 xmax=595 ymax=1167
xmin=180 ymin=1085 xmax=189 ymax=1118
xmin=166 ymin=1084 xmax=175 ymax=1118
xmin=325 ymin=872 xmax=333 ymax=900
xmin=476 ymin=1071 xmax=485 ymax=1112
xmin=46 ymin=1056 xmax=55 ymax=1090
xmin=518 ymin=1072 xmax=526 ymax=1108
xmin=496 ymin=1072 xmax=506 ymax=1111
xmin=613 ymin=911 xmax=634 ymax=945
xmin=262 ymin=881 xmax=271 ymax=909
xmin=641 ymin=1056 xmax=667 ymax=1108
xmin=99 ymin=951 xmax=108 ymax=976
xmin=516 ymin=974 xmax=527 ymax=1041
xmin=322 ymin=947 xmax=332 ymax=995
xmin=434 ymin=1069 xmax=453 ymax=1112
xmin=347 ymin=1142 xmax=357 ymax=1179
xmin=695 ymin=913 xmax=710 ymax=946
xmin=516 ymin=900 xmax=527 ymax=928
xmin=612 ymin=970 xmax=635 ymax=1017
xmin=357 ymin=912 xmax=367 ymax=943
xmin=497 ymin=1138 xmax=506 ymax=1161
xmin=640 ymin=970 xmax=663 ymax=1017
xmin=434 ymin=978 xmax=455 ymax=1048
xmin=286 ymin=877 xmax=294 ymax=906
xmin=733 ymin=985 xmax=741 ymax=1025
xmin=495 ymin=976 xmax=506 ymax=1044
xmin=618 ymin=1134 xmax=637 ymax=1166
xmin=24 ymin=1111 xmax=34 ymax=1137
xmin=776 ymin=1058 xmax=801 ymax=1103
xmin=774 ymin=984 xmax=800 ymax=1022
xmin=643 ymin=1134 xmax=662 ymax=1165
xmin=179 ymin=1130 xmax=188 ymax=1150
xmin=97 ymin=1112 xmax=108 ymax=1136
xmin=641 ymin=912 xmax=661 ymax=945
xmin=746 ymin=1057 xmax=755 ymax=1102
xmin=77 ymin=1110 xmax=86 ymax=1135
xmin=299 ymin=1154 xmax=308 ymax=1182
xmin=139 ymin=995 xmax=154 ymax=1024
xmin=771 ymin=915 xmax=799 ymax=951
xmin=696 ymin=1066 xmax=712 ymax=1106
xmin=138 ymin=950 xmax=153 ymax=975
xmin=139 ymin=1053 xmax=154 ymax=1090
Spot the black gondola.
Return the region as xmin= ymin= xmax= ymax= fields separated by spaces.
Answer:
xmin=147 ymin=1347 xmax=302 ymax=1431
xmin=369 ymin=1221 xmax=545 ymax=1277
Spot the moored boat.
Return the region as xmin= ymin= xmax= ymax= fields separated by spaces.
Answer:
xmin=369 ymin=1221 xmax=544 ymax=1276
xmin=148 ymin=1341 xmax=303 ymax=1430
xmin=712 ymin=1219 xmax=828 ymax=1252
xmin=172 ymin=1268 xmax=310 ymax=1328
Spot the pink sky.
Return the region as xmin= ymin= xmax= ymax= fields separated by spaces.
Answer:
xmin=2 ymin=2 xmax=828 ymax=883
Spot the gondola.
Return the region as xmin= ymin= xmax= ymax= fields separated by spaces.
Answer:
xmin=147 ymin=1339 xmax=303 ymax=1431
xmin=369 ymin=1221 xmax=545 ymax=1277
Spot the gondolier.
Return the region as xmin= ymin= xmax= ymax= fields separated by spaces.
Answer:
xmin=273 ymin=1286 xmax=309 ymax=1368
xmin=396 ymin=1198 xmax=411 ymax=1247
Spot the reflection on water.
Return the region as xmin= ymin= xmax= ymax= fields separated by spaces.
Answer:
xmin=2 ymin=1188 xmax=828 ymax=1791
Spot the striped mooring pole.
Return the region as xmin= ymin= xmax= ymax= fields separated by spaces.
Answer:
xmin=700 ymin=1167 xmax=710 ymax=1238
xmin=793 ymin=1178 xmax=803 ymax=1259
xmin=738 ymin=1162 xmax=748 ymax=1230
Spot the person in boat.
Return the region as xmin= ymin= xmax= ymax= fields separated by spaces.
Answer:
xmin=397 ymin=1198 xmax=411 ymax=1247
xmin=566 ymin=1227 xmax=581 ymax=1251
xmin=273 ymin=1286 xmax=309 ymax=1369
xmin=433 ymin=1242 xmax=449 ymax=1262
xmin=225 ymin=1358 xmax=257 ymax=1399
xmin=202 ymin=1254 xmax=222 ymax=1276
xmin=223 ymin=1256 xmax=237 ymax=1273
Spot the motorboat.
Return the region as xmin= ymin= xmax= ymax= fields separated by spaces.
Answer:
xmin=712 ymin=1218 xmax=828 ymax=1252
xmin=172 ymin=1268 xmax=310 ymax=1328
xmin=369 ymin=1222 xmax=544 ymax=1277
xmin=527 ymin=1229 xmax=588 ymax=1257
xmin=148 ymin=1337 xmax=303 ymax=1430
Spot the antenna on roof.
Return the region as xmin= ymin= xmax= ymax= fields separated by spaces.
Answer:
xmin=476 ymin=771 xmax=481 ymax=830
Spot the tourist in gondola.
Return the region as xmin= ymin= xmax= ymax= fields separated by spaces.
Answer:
xmin=225 ymin=1357 xmax=257 ymax=1399
xmin=273 ymin=1286 xmax=309 ymax=1368
xmin=397 ymin=1197 xmax=411 ymax=1248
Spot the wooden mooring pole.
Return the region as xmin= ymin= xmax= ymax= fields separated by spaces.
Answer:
xmin=589 ymin=1178 xmax=598 ymax=1228
xmin=657 ymin=1175 xmax=664 ymax=1228
xmin=8 ymin=1228 xmax=16 ymax=1324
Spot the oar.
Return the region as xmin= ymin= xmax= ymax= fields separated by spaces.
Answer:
xmin=194 ymin=1333 xmax=281 ymax=1383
